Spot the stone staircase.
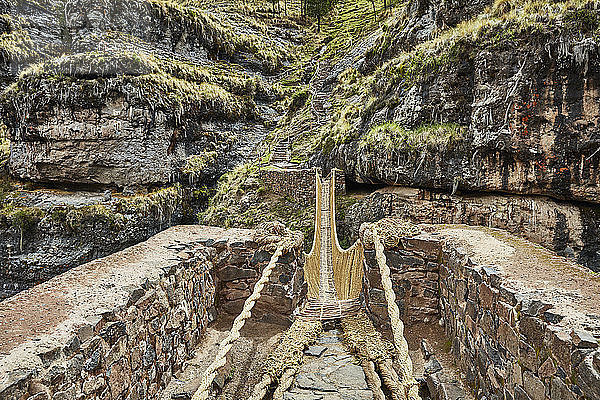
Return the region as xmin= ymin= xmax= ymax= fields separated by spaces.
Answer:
xmin=309 ymin=61 xmax=332 ymax=123
xmin=270 ymin=140 xmax=291 ymax=164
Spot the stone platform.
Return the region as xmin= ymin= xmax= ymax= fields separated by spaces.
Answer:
xmin=285 ymin=329 xmax=373 ymax=400
xmin=363 ymin=222 xmax=600 ymax=400
xmin=0 ymin=224 xmax=303 ymax=400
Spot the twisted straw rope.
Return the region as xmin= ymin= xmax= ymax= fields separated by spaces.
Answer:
xmin=273 ymin=368 xmax=296 ymax=400
xmin=248 ymin=375 xmax=272 ymax=400
xmin=362 ymin=359 xmax=386 ymax=400
xmin=373 ymin=229 xmax=421 ymax=400
xmin=191 ymin=246 xmax=284 ymax=400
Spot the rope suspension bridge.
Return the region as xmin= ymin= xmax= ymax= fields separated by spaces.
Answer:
xmin=192 ymin=170 xmax=421 ymax=400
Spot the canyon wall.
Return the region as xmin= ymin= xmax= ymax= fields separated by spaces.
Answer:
xmin=0 ymin=187 xmax=185 ymax=299
xmin=344 ymin=187 xmax=600 ymax=272
xmin=311 ymin=1 xmax=600 ymax=211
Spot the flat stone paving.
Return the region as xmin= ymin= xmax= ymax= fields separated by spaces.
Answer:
xmin=285 ymin=329 xmax=373 ymax=400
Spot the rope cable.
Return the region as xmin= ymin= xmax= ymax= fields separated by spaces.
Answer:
xmin=373 ymin=228 xmax=421 ymax=400
xmin=190 ymin=245 xmax=285 ymax=400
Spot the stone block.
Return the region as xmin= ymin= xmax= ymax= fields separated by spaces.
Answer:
xmin=538 ymin=357 xmax=557 ymax=378
xmin=576 ymin=351 xmax=600 ymax=400
xmin=522 ymin=300 xmax=553 ymax=317
xmin=514 ymin=384 xmax=532 ymax=400
xmin=479 ymin=310 xmax=497 ymax=338
xmin=520 ymin=340 xmax=538 ymax=373
xmin=216 ymin=266 xmax=258 ymax=282
xmin=545 ymin=327 xmax=572 ymax=375
xmin=497 ymin=301 xmax=517 ymax=326
xmin=520 ymin=316 xmax=546 ymax=350
xmin=571 ymin=329 xmax=598 ymax=349
xmin=499 ymin=321 xmax=520 ymax=357
xmin=108 ymin=358 xmax=132 ymax=398
xmin=479 ymin=282 xmax=498 ymax=311
xmin=523 ymin=371 xmax=546 ymax=400
xmin=499 ymin=286 xmax=518 ymax=306
xmin=551 ymin=377 xmax=576 ymax=400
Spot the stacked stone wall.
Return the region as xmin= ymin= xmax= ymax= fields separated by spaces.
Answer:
xmin=0 ymin=244 xmax=215 ymax=400
xmin=364 ymin=226 xmax=600 ymax=400
xmin=363 ymin=238 xmax=441 ymax=328
xmin=439 ymin=245 xmax=599 ymax=400
xmin=201 ymin=233 xmax=304 ymax=325
xmin=259 ymin=167 xmax=346 ymax=205
xmin=0 ymin=225 xmax=304 ymax=400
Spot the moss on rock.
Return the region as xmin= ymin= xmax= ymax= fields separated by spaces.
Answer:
xmin=360 ymin=122 xmax=466 ymax=153
xmin=0 ymin=51 xmax=259 ymax=133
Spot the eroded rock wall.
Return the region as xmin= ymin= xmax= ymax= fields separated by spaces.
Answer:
xmin=1 ymin=0 xmax=294 ymax=189
xmin=344 ymin=187 xmax=600 ymax=272
xmin=0 ymin=187 xmax=184 ymax=299
xmin=315 ymin=2 xmax=600 ymax=207
xmin=7 ymin=98 xmax=237 ymax=188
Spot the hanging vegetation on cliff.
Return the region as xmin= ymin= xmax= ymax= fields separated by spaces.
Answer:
xmin=0 ymin=51 xmax=262 ymax=135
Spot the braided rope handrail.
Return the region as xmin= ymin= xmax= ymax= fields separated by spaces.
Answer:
xmin=191 ymin=245 xmax=285 ymax=400
xmin=373 ymin=229 xmax=421 ymax=400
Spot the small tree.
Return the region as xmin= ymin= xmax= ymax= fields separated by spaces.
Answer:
xmin=305 ymin=0 xmax=335 ymax=31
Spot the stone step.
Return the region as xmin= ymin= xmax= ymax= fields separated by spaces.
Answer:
xmin=285 ymin=330 xmax=373 ymax=400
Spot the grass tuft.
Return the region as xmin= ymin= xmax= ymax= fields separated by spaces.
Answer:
xmin=360 ymin=122 xmax=466 ymax=153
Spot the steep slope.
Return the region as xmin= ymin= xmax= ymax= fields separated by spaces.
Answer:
xmin=0 ymin=0 xmax=311 ymax=298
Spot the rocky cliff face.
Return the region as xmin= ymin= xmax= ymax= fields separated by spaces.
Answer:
xmin=1 ymin=0 xmax=302 ymax=189
xmin=0 ymin=186 xmax=185 ymax=299
xmin=313 ymin=0 xmax=600 ymax=205
xmin=0 ymin=0 xmax=310 ymax=298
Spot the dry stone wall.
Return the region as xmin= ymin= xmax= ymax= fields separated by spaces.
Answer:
xmin=363 ymin=238 xmax=441 ymax=328
xmin=200 ymin=226 xmax=304 ymax=325
xmin=259 ymin=167 xmax=346 ymax=205
xmin=363 ymin=222 xmax=600 ymax=400
xmin=0 ymin=224 xmax=304 ymax=400
xmin=0 ymin=227 xmax=216 ymax=400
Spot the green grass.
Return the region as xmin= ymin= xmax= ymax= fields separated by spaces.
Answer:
xmin=2 ymin=51 xmax=258 ymax=130
xmin=360 ymin=122 xmax=466 ymax=152
xmin=182 ymin=151 xmax=219 ymax=184
xmin=0 ymin=27 xmax=36 ymax=63
xmin=321 ymin=0 xmax=404 ymax=59
xmin=148 ymin=0 xmax=289 ymax=71
xmin=0 ymin=137 xmax=8 ymax=164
